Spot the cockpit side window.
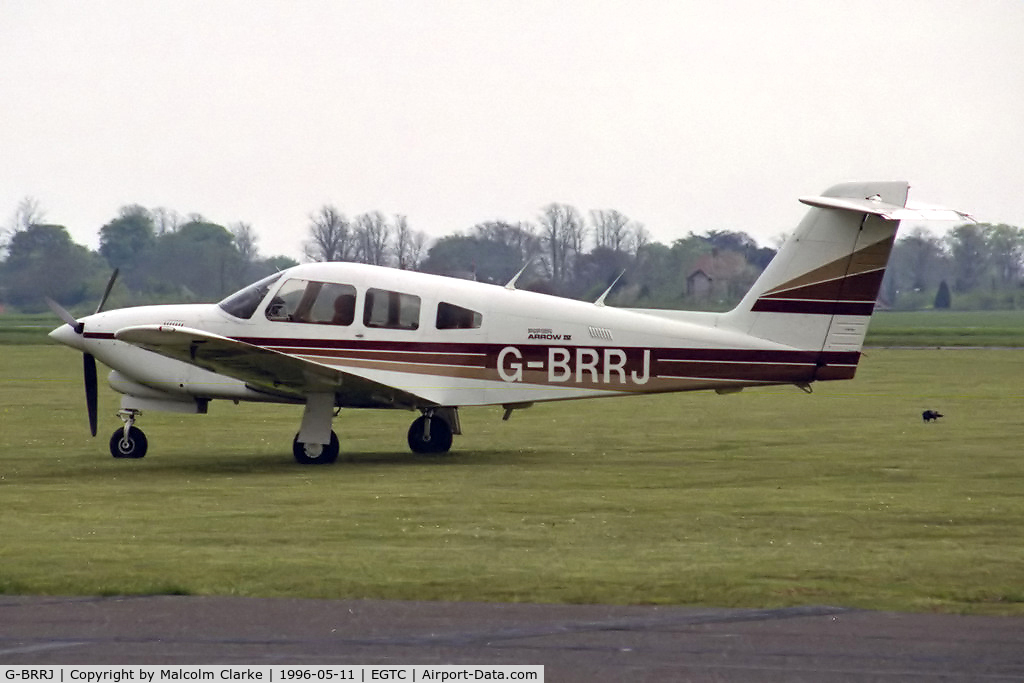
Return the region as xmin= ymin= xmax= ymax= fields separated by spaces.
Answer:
xmin=436 ymin=302 xmax=482 ymax=330
xmin=265 ymin=278 xmax=357 ymax=326
xmin=218 ymin=273 xmax=283 ymax=319
xmin=364 ymin=288 xmax=420 ymax=330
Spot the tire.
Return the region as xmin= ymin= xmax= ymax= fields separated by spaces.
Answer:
xmin=292 ymin=431 xmax=340 ymax=465
xmin=110 ymin=426 xmax=148 ymax=459
xmin=407 ymin=415 xmax=453 ymax=455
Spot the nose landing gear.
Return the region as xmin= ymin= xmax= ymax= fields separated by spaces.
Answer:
xmin=110 ymin=409 xmax=147 ymax=459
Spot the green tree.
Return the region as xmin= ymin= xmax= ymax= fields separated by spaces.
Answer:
xmin=420 ymin=234 xmax=521 ymax=284
xmin=934 ymin=280 xmax=952 ymax=309
xmin=473 ymin=221 xmax=539 ymax=265
xmin=945 ymin=223 xmax=989 ymax=293
xmin=700 ymin=230 xmax=775 ymax=270
xmin=230 ymin=221 xmax=262 ymax=283
xmin=144 ymin=220 xmax=243 ymax=300
xmin=261 ymin=255 xmax=300 ymax=272
xmin=1 ymin=224 xmax=104 ymax=310
xmin=99 ymin=206 xmax=155 ymax=268
xmin=983 ymin=223 xmax=1024 ymax=287
xmin=882 ymin=228 xmax=951 ymax=308
xmin=573 ymin=246 xmax=634 ymax=301
xmin=98 ymin=206 xmax=156 ymax=290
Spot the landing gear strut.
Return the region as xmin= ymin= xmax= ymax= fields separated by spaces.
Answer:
xmin=408 ymin=411 xmax=453 ymax=455
xmin=110 ymin=409 xmax=147 ymax=459
xmin=293 ymin=431 xmax=340 ymax=465
xmin=293 ymin=392 xmax=340 ymax=465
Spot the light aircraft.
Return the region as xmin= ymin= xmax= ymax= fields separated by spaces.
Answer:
xmin=48 ymin=181 xmax=970 ymax=464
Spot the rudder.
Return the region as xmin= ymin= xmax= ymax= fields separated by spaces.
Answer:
xmin=721 ymin=181 xmax=909 ymax=377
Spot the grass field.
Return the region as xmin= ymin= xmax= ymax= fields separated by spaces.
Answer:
xmin=0 ymin=313 xmax=54 ymax=345
xmin=2 ymin=345 xmax=1023 ymax=614
xmin=868 ymin=310 xmax=1024 ymax=347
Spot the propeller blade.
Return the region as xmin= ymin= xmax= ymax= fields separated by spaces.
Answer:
xmin=45 ymin=296 xmax=84 ymax=334
xmin=95 ymin=268 xmax=120 ymax=315
xmin=84 ymin=353 xmax=98 ymax=437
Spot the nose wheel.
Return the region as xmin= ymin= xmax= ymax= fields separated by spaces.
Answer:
xmin=110 ymin=410 xmax=148 ymax=459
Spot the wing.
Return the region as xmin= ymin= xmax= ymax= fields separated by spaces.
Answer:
xmin=115 ymin=325 xmax=432 ymax=409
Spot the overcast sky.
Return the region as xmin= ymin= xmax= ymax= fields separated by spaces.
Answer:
xmin=2 ymin=0 xmax=1022 ymax=260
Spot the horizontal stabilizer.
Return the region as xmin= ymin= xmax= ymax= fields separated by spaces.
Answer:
xmin=799 ymin=195 xmax=973 ymax=222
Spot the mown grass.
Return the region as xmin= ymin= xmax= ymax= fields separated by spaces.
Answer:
xmin=867 ymin=310 xmax=1024 ymax=347
xmin=0 ymin=313 xmax=55 ymax=345
xmin=2 ymin=345 xmax=1023 ymax=613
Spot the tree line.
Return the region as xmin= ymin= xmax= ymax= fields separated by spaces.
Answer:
xmin=882 ymin=223 xmax=1024 ymax=310
xmin=0 ymin=198 xmax=297 ymax=312
xmin=301 ymin=201 xmax=777 ymax=308
xmin=2 ymin=195 xmax=1021 ymax=313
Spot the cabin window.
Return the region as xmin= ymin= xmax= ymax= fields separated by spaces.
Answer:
xmin=265 ymin=278 xmax=357 ymax=326
xmin=436 ymin=302 xmax=482 ymax=330
xmin=364 ymin=288 xmax=420 ymax=330
xmin=218 ymin=273 xmax=282 ymax=319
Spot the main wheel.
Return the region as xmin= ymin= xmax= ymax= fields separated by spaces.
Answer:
xmin=292 ymin=431 xmax=340 ymax=465
xmin=110 ymin=426 xmax=148 ymax=459
xmin=407 ymin=415 xmax=453 ymax=455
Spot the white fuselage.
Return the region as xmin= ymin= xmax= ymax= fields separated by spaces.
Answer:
xmin=52 ymin=262 xmax=852 ymax=412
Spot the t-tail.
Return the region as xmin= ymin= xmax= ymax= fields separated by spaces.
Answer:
xmin=720 ymin=181 xmax=965 ymax=381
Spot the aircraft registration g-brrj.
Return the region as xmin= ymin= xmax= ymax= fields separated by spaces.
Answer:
xmin=48 ymin=181 xmax=970 ymax=464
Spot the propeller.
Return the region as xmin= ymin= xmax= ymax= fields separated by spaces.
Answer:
xmin=83 ymin=353 xmax=98 ymax=437
xmin=45 ymin=269 xmax=119 ymax=437
xmin=95 ymin=267 xmax=119 ymax=314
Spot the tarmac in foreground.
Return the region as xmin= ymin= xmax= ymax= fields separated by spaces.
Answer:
xmin=1 ymin=596 xmax=1023 ymax=681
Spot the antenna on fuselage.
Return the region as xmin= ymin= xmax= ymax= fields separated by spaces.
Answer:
xmin=504 ymin=260 xmax=533 ymax=290
xmin=594 ymin=270 xmax=626 ymax=307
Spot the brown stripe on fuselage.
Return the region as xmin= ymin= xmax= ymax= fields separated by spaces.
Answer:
xmin=271 ymin=346 xmax=488 ymax=368
xmin=235 ymin=336 xmax=486 ymax=355
xmin=238 ymin=337 xmax=861 ymax=392
xmin=246 ymin=338 xmax=860 ymax=365
xmin=295 ymin=354 xmax=490 ymax=382
xmin=657 ymin=360 xmax=816 ymax=383
xmin=298 ymin=358 xmax=805 ymax=395
xmin=814 ymin=364 xmax=858 ymax=381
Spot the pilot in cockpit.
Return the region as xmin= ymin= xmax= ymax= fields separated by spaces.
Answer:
xmin=331 ymin=292 xmax=356 ymax=325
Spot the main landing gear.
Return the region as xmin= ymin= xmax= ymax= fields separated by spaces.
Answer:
xmin=408 ymin=411 xmax=454 ymax=455
xmin=292 ymin=431 xmax=340 ymax=465
xmin=289 ymin=411 xmax=455 ymax=465
xmin=290 ymin=405 xmax=458 ymax=464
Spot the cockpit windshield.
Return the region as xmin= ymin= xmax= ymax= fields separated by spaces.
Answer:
xmin=218 ymin=273 xmax=283 ymax=319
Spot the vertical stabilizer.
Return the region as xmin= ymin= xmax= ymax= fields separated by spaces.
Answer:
xmin=721 ymin=182 xmax=908 ymax=376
